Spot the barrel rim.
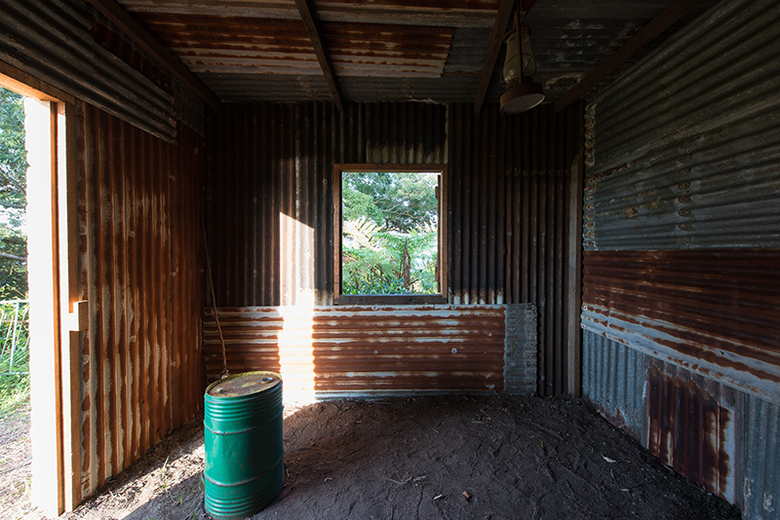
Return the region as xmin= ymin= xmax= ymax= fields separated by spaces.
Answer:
xmin=205 ymin=371 xmax=282 ymax=399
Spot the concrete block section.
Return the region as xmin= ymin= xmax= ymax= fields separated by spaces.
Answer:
xmin=504 ymin=303 xmax=538 ymax=395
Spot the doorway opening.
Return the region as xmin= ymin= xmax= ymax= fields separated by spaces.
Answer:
xmin=0 ymin=73 xmax=77 ymax=516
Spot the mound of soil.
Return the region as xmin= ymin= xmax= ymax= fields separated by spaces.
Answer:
xmin=3 ymin=394 xmax=741 ymax=520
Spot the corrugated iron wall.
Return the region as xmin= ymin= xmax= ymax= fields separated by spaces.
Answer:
xmin=206 ymin=101 xmax=582 ymax=396
xmin=581 ymin=0 xmax=780 ymax=517
xmin=205 ymin=102 xmax=447 ymax=307
xmin=76 ymin=102 xmax=204 ymax=499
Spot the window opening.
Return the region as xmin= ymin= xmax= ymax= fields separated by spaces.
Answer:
xmin=334 ymin=165 xmax=447 ymax=302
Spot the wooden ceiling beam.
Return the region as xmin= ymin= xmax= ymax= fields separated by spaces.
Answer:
xmin=554 ymin=0 xmax=705 ymax=113
xmin=294 ymin=0 xmax=345 ymax=112
xmin=84 ymin=0 xmax=221 ymax=109
xmin=474 ymin=0 xmax=516 ymax=114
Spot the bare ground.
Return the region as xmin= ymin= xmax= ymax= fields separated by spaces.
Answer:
xmin=2 ymin=394 xmax=741 ymax=520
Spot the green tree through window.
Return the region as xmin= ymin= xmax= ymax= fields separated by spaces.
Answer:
xmin=0 ymin=87 xmax=28 ymax=299
xmin=340 ymin=170 xmax=440 ymax=295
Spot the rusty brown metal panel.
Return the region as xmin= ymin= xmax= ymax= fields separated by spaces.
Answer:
xmin=136 ymin=13 xmax=454 ymax=77
xmin=77 ymin=102 xmax=204 ymax=499
xmin=203 ymin=305 xmax=505 ymax=393
xmin=647 ymin=360 xmax=737 ymax=501
xmin=582 ymin=249 xmax=780 ymax=403
xmin=0 ymin=0 xmax=176 ymax=139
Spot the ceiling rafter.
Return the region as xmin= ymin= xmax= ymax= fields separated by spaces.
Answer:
xmin=554 ymin=0 xmax=705 ymax=113
xmin=294 ymin=0 xmax=344 ymax=112
xmin=474 ymin=0 xmax=516 ymax=114
xmin=84 ymin=0 xmax=221 ymax=109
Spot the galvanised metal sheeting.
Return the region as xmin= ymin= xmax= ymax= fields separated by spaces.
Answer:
xmin=584 ymin=0 xmax=780 ymax=251
xmin=449 ymin=103 xmax=582 ymax=396
xmin=742 ymin=395 xmax=780 ymax=520
xmin=77 ymin=103 xmax=204 ymax=499
xmin=202 ymin=305 xmax=508 ymax=393
xmin=584 ymin=331 xmax=780 ymax=518
xmin=0 ymin=0 xmax=176 ymax=141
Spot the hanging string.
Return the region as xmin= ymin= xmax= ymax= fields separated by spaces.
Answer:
xmin=201 ymin=218 xmax=229 ymax=379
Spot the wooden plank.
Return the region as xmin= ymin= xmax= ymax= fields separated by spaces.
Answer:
xmin=474 ymin=0 xmax=515 ymax=114
xmin=294 ymin=0 xmax=344 ymax=112
xmin=566 ymin=152 xmax=584 ymax=396
xmin=554 ymin=0 xmax=705 ymax=113
xmin=83 ymin=0 xmax=221 ymax=109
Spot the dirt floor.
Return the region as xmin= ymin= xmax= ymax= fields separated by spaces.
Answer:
xmin=2 ymin=394 xmax=742 ymax=520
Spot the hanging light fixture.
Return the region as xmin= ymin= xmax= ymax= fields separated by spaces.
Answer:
xmin=500 ymin=7 xmax=545 ymax=114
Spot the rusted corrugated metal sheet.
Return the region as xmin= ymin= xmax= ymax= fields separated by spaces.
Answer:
xmin=203 ymin=305 xmax=507 ymax=395
xmin=584 ymin=0 xmax=780 ymax=251
xmin=582 ymin=249 xmax=780 ymax=402
xmin=582 ymin=330 xmax=647 ymax=440
xmin=90 ymin=11 xmax=205 ymax=136
xmin=584 ymin=329 xmax=780 ymax=519
xmin=742 ymin=395 xmax=780 ymax=520
xmin=647 ymin=360 xmax=737 ymax=501
xmin=0 ymin=0 xmax=176 ymax=140
xmin=135 ymin=14 xmax=453 ymax=77
xmin=449 ymin=102 xmax=582 ymax=396
xmin=76 ymin=102 xmax=204 ymax=499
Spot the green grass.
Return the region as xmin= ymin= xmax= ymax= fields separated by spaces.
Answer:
xmin=0 ymin=300 xmax=30 ymax=417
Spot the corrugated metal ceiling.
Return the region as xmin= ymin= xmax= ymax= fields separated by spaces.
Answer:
xmin=115 ymin=0 xmax=711 ymax=104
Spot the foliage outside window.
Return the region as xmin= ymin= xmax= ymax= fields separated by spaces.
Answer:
xmin=0 ymin=87 xmax=28 ymax=300
xmin=334 ymin=165 xmax=447 ymax=301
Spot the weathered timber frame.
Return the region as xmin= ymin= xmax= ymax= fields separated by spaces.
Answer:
xmin=333 ymin=164 xmax=448 ymax=305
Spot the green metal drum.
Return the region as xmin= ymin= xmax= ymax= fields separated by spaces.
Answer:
xmin=204 ymin=371 xmax=284 ymax=519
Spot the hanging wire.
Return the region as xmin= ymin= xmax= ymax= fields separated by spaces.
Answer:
xmin=201 ymin=218 xmax=229 ymax=379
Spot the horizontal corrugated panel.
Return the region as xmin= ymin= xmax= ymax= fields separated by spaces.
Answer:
xmin=584 ymin=0 xmax=780 ymax=251
xmin=122 ymin=0 xmax=499 ymax=27
xmin=203 ymin=305 xmax=506 ymax=394
xmin=582 ymin=330 xmax=647 ymax=440
xmin=0 ymin=0 xmax=176 ymax=140
xmin=582 ymin=249 xmax=780 ymax=403
xmin=77 ymin=102 xmax=204 ymax=500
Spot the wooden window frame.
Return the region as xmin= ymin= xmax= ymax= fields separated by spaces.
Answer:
xmin=333 ymin=164 xmax=448 ymax=305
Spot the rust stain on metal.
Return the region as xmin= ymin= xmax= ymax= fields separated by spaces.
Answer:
xmin=647 ymin=364 xmax=731 ymax=496
xmin=582 ymin=249 xmax=780 ymax=392
xmin=203 ymin=306 xmax=505 ymax=392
